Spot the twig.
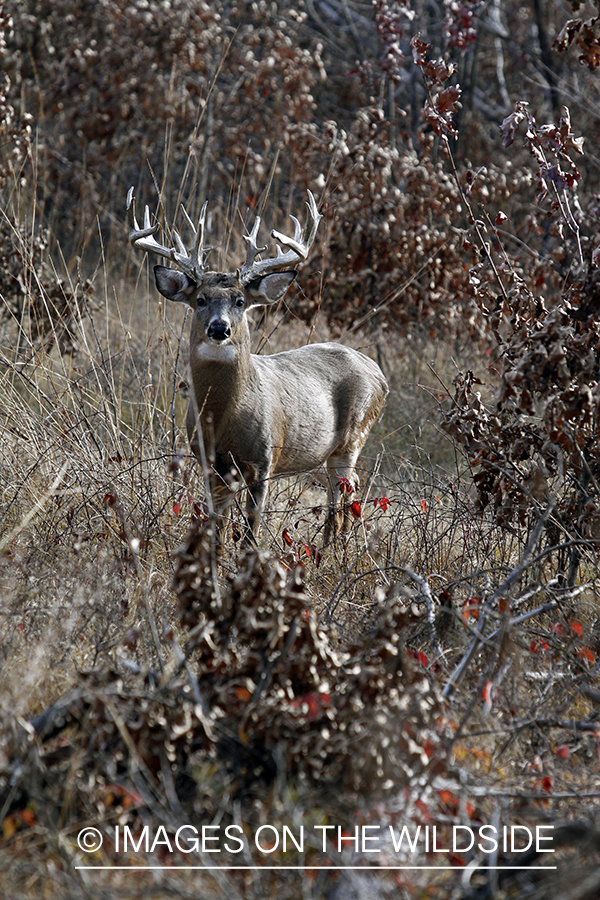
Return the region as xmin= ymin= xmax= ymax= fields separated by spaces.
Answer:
xmin=0 ymin=462 xmax=68 ymax=553
xmin=443 ymin=501 xmax=554 ymax=699
xmin=404 ymin=568 xmax=443 ymax=659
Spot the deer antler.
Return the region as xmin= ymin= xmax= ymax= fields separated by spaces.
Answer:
xmin=239 ymin=190 xmax=322 ymax=284
xmin=127 ymin=187 xmax=210 ymax=283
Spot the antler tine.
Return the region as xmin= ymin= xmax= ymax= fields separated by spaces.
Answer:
xmin=270 ymin=214 xmax=303 ymax=257
xmin=240 ymin=215 xmax=268 ymax=277
xmin=126 ymin=187 xmax=208 ymax=282
xmin=274 ymin=190 xmax=321 ymax=260
xmin=127 ymin=187 xmax=175 ymax=262
xmin=239 ymin=190 xmax=322 ymax=284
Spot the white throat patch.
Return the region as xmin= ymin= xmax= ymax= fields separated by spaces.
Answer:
xmin=196 ymin=342 xmax=238 ymax=362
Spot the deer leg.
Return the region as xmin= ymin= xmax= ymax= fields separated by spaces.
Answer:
xmin=245 ymin=473 xmax=269 ymax=543
xmin=323 ymin=451 xmax=360 ymax=545
xmin=185 ymin=403 xmax=231 ymax=542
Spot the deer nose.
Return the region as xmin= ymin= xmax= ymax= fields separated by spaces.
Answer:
xmin=207 ymin=321 xmax=231 ymax=342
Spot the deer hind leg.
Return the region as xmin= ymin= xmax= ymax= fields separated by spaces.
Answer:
xmin=323 ymin=448 xmax=361 ymax=546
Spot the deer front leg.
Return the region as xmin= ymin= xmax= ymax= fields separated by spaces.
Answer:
xmin=187 ymin=403 xmax=245 ymax=545
xmin=245 ymin=472 xmax=269 ymax=543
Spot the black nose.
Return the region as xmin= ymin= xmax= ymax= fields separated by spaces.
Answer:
xmin=207 ymin=321 xmax=231 ymax=341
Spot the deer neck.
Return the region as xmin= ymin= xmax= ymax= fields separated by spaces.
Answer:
xmin=189 ymin=320 xmax=253 ymax=432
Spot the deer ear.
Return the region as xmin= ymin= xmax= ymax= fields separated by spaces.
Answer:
xmin=154 ymin=266 xmax=197 ymax=305
xmin=246 ymin=271 xmax=297 ymax=306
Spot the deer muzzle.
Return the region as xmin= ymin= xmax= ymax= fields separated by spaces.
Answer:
xmin=206 ymin=320 xmax=232 ymax=342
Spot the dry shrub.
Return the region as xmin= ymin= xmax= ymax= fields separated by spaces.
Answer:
xmin=172 ymin=516 xmax=447 ymax=806
xmin=4 ymin=0 xmax=324 ymax=247
xmin=442 ymin=103 xmax=600 ymax=585
xmin=0 ymin=515 xmax=448 ymax=892
xmin=288 ymin=106 xmax=525 ymax=336
xmin=0 ymin=8 xmax=82 ymax=354
xmin=0 ymin=216 xmax=85 ymax=352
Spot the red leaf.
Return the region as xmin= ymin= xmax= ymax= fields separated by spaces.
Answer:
xmin=495 ymin=211 xmax=508 ymax=225
xmin=172 ymin=500 xmax=181 ymax=515
xmin=291 ymin=691 xmax=330 ymax=719
xmin=337 ymin=477 xmax=354 ymax=495
xmin=482 ymin=680 xmax=496 ymax=713
xmin=423 ymin=738 xmax=436 ymax=758
xmin=424 ymin=60 xmax=456 ymax=83
xmin=191 ymin=501 xmax=207 ymax=521
xmin=20 ymin=809 xmax=35 ymax=826
xmin=350 ymin=500 xmax=362 ymax=518
xmin=282 ymin=528 xmax=294 ymax=547
xmin=414 ymin=799 xmax=433 ymax=822
xmin=555 ymin=744 xmax=570 ymax=759
xmin=373 ymin=496 xmax=390 ymax=510
xmin=411 ymin=35 xmax=432 ymax=68
xmin=554 ymin=17 xmax=582 ymax=54
xmin=577 ymin=646 xmax=595 ymax=664
xmin=462 ymin=596 xmax=481 ymax=621
xmin=438 ymin=790 xmax=459 ymax=812
xmin=570 ymin=621 xmax=583 ymax=637
xmin=437 ymin=85 xmax=461 ymax=114
xmin=542 ymin=776 xmax=554 ymax=793
xmin=233 ymin=687 xmax=252 ymax=702
xmin=500 ymin=101 xmax=529 ymax=148
xmin=408 ymin=649 xmax=429 ymax=668
xmin=420 ymin=499 xmax=428 ymax=512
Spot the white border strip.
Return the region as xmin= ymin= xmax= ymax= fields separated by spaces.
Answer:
xmin=76 ymin=865 xmax=558 ymax=871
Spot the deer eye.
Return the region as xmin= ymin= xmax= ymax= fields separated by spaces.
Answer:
xmin=235 ymin=296 xmax=245 ymax=308
xmin=196 ymin=295 xmax=207 ymax=308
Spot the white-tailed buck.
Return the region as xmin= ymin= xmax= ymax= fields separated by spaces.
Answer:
xmin=127 ymin=187 xmax=388 ymax=544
